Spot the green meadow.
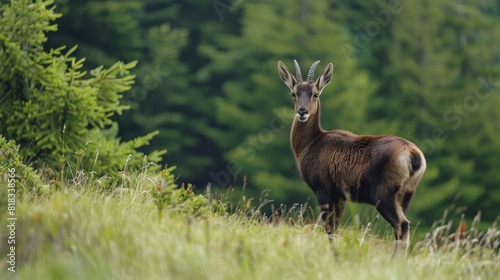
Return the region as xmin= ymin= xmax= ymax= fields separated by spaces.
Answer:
xmin=2 ymin=169 xmax=498 ymax=280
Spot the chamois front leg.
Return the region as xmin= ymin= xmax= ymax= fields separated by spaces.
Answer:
xmin=334 ymin=199 xmax=346 ymax=231
xmin=320 ymin=203 xmax=334 ymax=236
xmin=319 ymin=199 xmax=346 ymax=237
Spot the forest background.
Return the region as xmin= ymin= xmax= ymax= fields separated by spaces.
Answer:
xmin=1 ymin=0 xmax=500 ymax=230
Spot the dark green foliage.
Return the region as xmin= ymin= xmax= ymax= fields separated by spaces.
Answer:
xmin=0 ymin=0 xmax=165 ymax=178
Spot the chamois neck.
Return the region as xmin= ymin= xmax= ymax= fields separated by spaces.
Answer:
xmin=290 ymin=102 xmax=324 ymax=158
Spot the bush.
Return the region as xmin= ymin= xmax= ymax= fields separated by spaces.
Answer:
xmin=0 ymin=135 xmax=44 ymax=201
xmin=151 ymin=166 xmax=231 ymax=219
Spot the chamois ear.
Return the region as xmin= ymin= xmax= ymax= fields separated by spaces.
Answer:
xmin=315 ymin=63 xmax=334 ymax=94
xmin=277 ymin=61 xmax=297 ymax=91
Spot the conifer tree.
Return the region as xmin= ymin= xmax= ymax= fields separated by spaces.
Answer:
xmin=43 ymin=0 xmax=221 ymax=185
xmin=0 ymin=0 xmax=165 ymax=178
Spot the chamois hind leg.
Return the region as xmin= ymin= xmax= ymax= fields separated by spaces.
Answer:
xmin=400 ymin=157 xmax=425 ymax=215
xmin=396 ymin=191 xmax=412 ymax=255
xmin=375 ymin=190 xmax=410 ymax=258
xmin=395 ymin=172 xmax=424 ymax=252
xmin=400 ymin=173 xmax=422 ymax=214
xmin=400 ymin=191 xmax=414 ymax=215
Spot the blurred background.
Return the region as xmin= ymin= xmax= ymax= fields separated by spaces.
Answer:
xmin=15 ymin=0 xmax=500 ymax=229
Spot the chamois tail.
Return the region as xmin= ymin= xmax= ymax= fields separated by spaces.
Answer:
xmin=408 ymin=148 xmax=426 ymax=177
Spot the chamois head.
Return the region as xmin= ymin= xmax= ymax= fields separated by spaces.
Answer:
xmin=277 ymin=60 xmax=334 ymax=122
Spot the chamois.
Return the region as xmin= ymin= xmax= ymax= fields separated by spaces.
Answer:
xmin=277 ymin=60 xmax=426 ymax=256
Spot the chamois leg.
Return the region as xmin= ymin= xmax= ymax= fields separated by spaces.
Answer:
xmin=319 ymin=199 xmax=346 ymax=237
xmin=333 ymin=199 xmax=346 ymax=232
xmin=375 ymin=195 xmax=410 ymax=258
xmin=320 ymin=203 xmax=334 ymax=236
xmin=401 ymin=165 xmax=425 ymax=214
xmin=401 ymin=191 xmax=414 ymax=215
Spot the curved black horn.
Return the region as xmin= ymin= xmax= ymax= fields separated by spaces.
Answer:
xmin=307 ymin=60 xmax=321 ymax=82
xmin=293 ymin=59 xmax=303 ymax=82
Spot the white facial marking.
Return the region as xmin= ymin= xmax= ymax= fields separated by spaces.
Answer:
xmin=296 ymin=113 xmax=309 ymax=122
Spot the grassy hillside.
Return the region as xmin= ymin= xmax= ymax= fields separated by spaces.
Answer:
xmin=1 ymin=170 xmax=499 ymax=280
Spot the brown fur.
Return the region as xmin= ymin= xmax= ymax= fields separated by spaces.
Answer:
xmin=278 ymin=60 xmax=426 ymax=257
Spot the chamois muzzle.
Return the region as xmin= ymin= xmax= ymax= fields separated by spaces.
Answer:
xmin=296 ymin=107 xmax=309 ymax=122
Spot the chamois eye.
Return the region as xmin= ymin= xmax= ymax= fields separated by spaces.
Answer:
xmin=291 ymin=93 xmax=296 ymax=98
xmin=313 ymin=93 xmax=319 ymax=98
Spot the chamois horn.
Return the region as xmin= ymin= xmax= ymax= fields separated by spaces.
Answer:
xmin=307 ymin=60 xmax=321 ymax=82
xmin=293 ymin=59 xmax=303 ymax=82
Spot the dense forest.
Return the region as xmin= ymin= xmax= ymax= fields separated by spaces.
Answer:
xmin=1 ymin=0 xmax=499 ymax=228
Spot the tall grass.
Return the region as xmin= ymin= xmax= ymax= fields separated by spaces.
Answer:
xmin=1 ymin=168 xmax=498 ymax=280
